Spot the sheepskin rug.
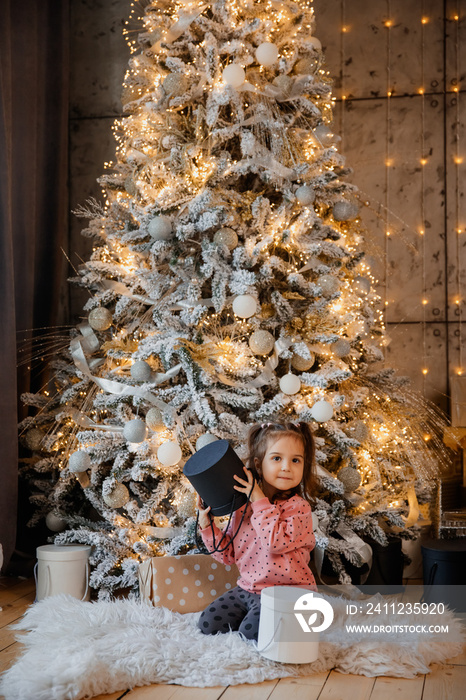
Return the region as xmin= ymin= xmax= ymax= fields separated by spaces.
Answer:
xmin=0 ymin=593 xmax=464 ymax=700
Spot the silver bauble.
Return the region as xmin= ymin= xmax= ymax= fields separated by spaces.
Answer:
xmin=312 ymin=123 xmax=334 ymax=147
xmin=291 ymin=349 xmax=315 ymax=372
xmin=88 ymin=307 xmax=112 ymax=331
xmin=196 ymin=433 xmax=218 ymax=451
xmin=103 ymin=482 xmax=130 ymax=508
xmin=148 ymin=215 xmax=172 ymax=240
xmin=24 ymin=428 xmax=44 ymax=451
xmin=296 ymin=184 xmax=315 ymax=206
xmin=123 ymin=418 xmax=147 ymax=443
xmin=124 ymin=175 xmax=137 ymax=196
xmin=162 ymin=73 xmax=188 ymax=96
xmin=146 ymin=407 xmax=164 ymax=431
xmin=213 ymin=227 xmax=238 ymax=251
xmin=318 ymin=274 xmax=339 ymax=296
xmin=354 ymin=276 xmax=371 ymax=295
xmin=272 ymin=75 xmax=293 ymax=92
xmin=334 ymin=339 xmax=352 ymax=357
xmin=249 ymin=330 xmax=275 ymax=355
xmin=45 ymin=512 xmax=67 ymax=532
xmin=345 ymin=420 xmax=370 ymax=443
xmin=130 ymin=360 xmax=152 ymax=382
xmin=294 ymin=57 xmax=319 ymax=75
xmin=332 ymin=200 xmax=359 ymax=222
xmin=337 ymin=466 xmax=362 ymax=492
xmin=69 ymin=450 xmax=91 ymax=473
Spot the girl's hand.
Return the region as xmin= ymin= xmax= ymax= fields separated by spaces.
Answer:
xmin=233 ymin=466 xmax=266 ymax=503
xmin=196 ymin=493 xmax=212 ymax=529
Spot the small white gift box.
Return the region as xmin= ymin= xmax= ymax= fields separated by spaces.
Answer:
xmin=35 ymin=544 xmax=91 ymax=601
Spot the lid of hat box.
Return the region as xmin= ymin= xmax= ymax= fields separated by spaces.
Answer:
xmin=37 ymin=545 xmax=91 ymax=561
xmin=421 ymin=539 xmax=466 ymax=561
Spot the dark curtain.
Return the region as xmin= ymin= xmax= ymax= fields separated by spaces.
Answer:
xmin=0 ymin=0 xmax=70 ymax=572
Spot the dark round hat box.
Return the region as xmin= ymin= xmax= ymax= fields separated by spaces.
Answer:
xmin=421 ymin=538 xmax=466 ymax=611
xmin=183 ymin=439 xmax=248 ymax=516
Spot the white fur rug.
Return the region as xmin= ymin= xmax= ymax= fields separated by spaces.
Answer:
xmin=0 ymin=593 xmax=464 ymax=700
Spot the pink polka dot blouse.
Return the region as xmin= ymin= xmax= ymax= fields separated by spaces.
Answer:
xmin=200 ymin=495 xmax=316 ymax=593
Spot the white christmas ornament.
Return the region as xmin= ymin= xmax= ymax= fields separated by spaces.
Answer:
xmin=130 ymin=360 xmax=152 ymax=382
xmin=222 ymin=64 xmax=245 ymax=88
xmin=296 ymin=185 xmax=315 ymax=206
xmin=309 ymin=36 xmax=322 ymax=51
xmin=291 ymin=349 xmax=315 ymax=372
xmin=103 ymin=483 xmax=130 ymax=508
xmin=214 ymin=227 xmax=238 ymax=250
xmin=333 ymin=200 xmax=359 ymax=222
xmin=311 ymin=400 xmax=334 ymax=422
xmin=45 ymin=512 xmax=67 ymax=532
xmin=249 ymin=330 xmax=275 ymax=355
xmin=69 ymin=451 xmax=91 ymax=473
xmin=88 ymin=307 xmax=112 ymax=331
xmin=146 ymin=407 xmax=164 ymax=431
xmin=148 ymin=216 xmax=172 ymax=240
xmin=334 ymin=338 xmax=351 ymax=357
xmin=196 ymin=433 xmax=218 ymax=451
xmin=255 ymin=42 xmax=279 ymax=66
xmin=279 ymin=373 xmax=301 ymax=395
xmin=233 ymin=294 xmax=257 ymax=318
xmin=157 ymin=440 xmax=182 ymax=466
xmin=123 ymin=419 xmax=147 ymax=443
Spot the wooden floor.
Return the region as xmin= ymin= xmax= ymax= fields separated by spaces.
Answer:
xmin=1 ymin=577 xmax=465 ymax=700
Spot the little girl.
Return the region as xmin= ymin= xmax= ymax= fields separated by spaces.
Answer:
xmin=197 ymin=421 xmax=317 ymax=641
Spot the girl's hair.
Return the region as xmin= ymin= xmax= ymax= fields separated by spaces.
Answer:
xmin=246 ymin=421 xmax=316 ymax=504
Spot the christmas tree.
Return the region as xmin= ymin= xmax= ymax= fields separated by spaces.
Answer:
xmin=21 ymin=0 xmax=449 ymax=598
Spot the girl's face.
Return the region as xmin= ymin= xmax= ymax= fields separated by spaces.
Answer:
xmin=256 ymin=434 xmax=304 ymax=499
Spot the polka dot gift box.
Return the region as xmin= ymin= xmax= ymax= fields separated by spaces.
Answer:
xmin=138 ymin=554 xmax=239 ymax=613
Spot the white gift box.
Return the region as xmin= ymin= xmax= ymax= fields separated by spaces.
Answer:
xmin=35 ymin=544 xmax=91 ymax=601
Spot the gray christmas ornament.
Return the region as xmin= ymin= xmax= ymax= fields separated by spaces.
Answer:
xmin=337 ymin=466 xmax=362 ymax=492
xmin=196 ymin=433 xmax=218 ymax=450
xmin=88 ymin=307 xmax=112 ymax=331
xmin=332 ymin=200 xmax=359 ymax=222
xmin=296 ymin=185 xmax=315 ymax=206
xmin=146 ymin=407 xmax=164 ymax=431
xmin=69 ymin=451 xmax=91 ymax=473
xmin=130 ymin=360 xmax=152 ymax=382
xmin=214 ymin=227 xmax=238 ymax=251
xmin=345 ymin=420 xmax=370 ymax=443
xmin=123 ymin=418 xmax=147 ymax=443
xmin=334 ymin=338 xmax=351 ymax=357
xmin=24 ymin=428 xmax=44 ymax=451
xmin=249 ymin=330 xmax=275 ymax=355
xmin=103 ymin=482 xmax=130 ymax=508
xmin=162 ymin=73 xmax=188 ymax=96
xmin=148 ymin=215 xmax=172 ymax=240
